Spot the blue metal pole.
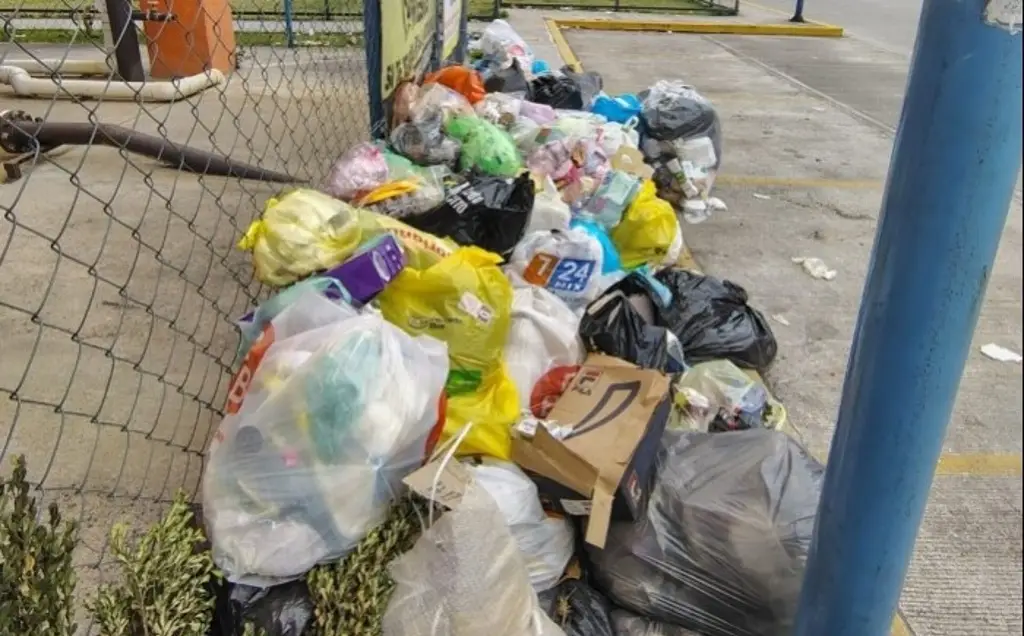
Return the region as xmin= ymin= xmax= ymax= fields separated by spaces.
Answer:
xmin=792 ymin=1 xmax=1022 ymax=634
xmin=790 ymin=0 xmax=805 ymax=22
xmin=361 ymin=0 xmax=385 ymax=138
xmin=283 ymin=0 xmax=296 ymax=48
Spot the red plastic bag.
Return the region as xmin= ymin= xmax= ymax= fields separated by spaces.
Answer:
xmin=424 ymin=66 xmax=487 ymax=104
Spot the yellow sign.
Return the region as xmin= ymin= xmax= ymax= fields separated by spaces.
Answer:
xmin=442 ymin=0 xmax=462 ymax=59
xmin=380 ymin=0 xmax=438 ymax=99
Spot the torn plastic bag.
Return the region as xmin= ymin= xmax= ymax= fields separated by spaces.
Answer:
xmin=204 ymin=295 xmax=449 ymax=585
xmin=504 ymin=282 xmax=583 ymax=411
xmin=424 ymin=66 xmax=486 ymax=104
xmin=526 ymin=176 xmax=572 ymax=234
xmin=445 ymin=115 xmax=523 ymax=177
xmin=403 ymin=173 xmax=534 ymax=259
xmin=591 ymin=92 xmax=642 ymax=124
xmin=537 ymin=580 xmax=615 ymax=636
xmin=610 ymin=611 xmax=702 ymax=636
xmin=670 ymin=360 xmax=787 ymax=433
xmin=510 ymin=228 xmax=605 ymax=309
xmin=611 ymin=180 xmax=683 ymax=270
xmin=578 ymin=273 xmax=685 ymax=373
xmin=587 ymin=429 xmax=825 ymax=636
xmin=480 ymin=19 xmax=535 ymax=76
xmin=382 ymin=480 xmax=565 ymax=636
xmin=655 ymin=268 xmax=778 ymax=371
xmin=210 ymin=579 xmax=313 ymax=636
xmin=323 ymin=142 xmax=389 ymax=201
xmin=390 ymin=112 xmax=461 ymax=167
xmin=469 ymin=459 xmax=575 ymax=592
xmin=485 ymin=60 xmax=530 ymax=97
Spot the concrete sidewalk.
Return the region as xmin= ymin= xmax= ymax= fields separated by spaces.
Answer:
xmin=508 ymin=7 xmax=1023 ymax=636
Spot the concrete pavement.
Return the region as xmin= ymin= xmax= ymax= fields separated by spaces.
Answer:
xmin=509 ymin=6 xmax=1023 ymax=635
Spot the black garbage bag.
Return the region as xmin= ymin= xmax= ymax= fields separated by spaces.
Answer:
xmin=402 ymin=172 xmax=534 ymax=259
xmin=655 ymin=268 xmax=777 ymax=372
xmin=588 ymin=429 xmax=824 ymax=636
xmin=528 ymin=67 xmax=602 ymax=110
xmin=538 ymin=580 xmax=615 ymax=636
xmin=611 ymin=610 xmax=702 ymax=636
xmin=639 ymin=82 xmax=721 ymax=145
xmin=484 ymin=60 xmax=530 ymax=96
xmin=578 ymin=272 xmax=685 ymax=373
xmin=210 ymin=579 xmax=314 ymax=636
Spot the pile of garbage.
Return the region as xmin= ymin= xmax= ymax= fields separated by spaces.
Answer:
xmin=206 ymin=19 xmax=822 ymax=636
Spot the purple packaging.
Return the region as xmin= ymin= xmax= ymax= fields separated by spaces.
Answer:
xmin=322 ymin=233 xmax=406 ymax=306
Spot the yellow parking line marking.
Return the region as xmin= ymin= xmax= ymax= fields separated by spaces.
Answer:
xmin=545 ymin=18 xmax=583 ymax=72
xmin=892 ymin=612 xmax=913 ymax=636
xmin=935 ymin=453 xmax=1023 ymax=477
xmin=716 ymin=175 xmax=884 ymax=189
xmin=553 ymin=17 xmax=844 ymax=38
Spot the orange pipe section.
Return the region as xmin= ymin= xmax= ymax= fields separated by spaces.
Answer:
xmin=141 ymin=0 xmax=236 ymax=79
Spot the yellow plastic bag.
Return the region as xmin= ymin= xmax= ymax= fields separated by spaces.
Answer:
xmin=610 ymin=179 xmax=683 ymax=270
xmin=239 ymin=188 xmax=455 ymax=286
xmin=378 ymin=246 xmax=519 ymax=458
xmin=355 ymin=179 xmax=421 ymax=205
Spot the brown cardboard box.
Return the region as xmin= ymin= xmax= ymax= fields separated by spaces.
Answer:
xmin=511 ymin=354 xmax=672 ymax=548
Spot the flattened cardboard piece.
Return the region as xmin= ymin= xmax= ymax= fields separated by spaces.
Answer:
xmin=511 ymin=353 xmax=671 ymax=547
xmin=402 ymin=456 xmax=473 ymax=509
xmin=610 ymin=147 xmax=655 ymax=180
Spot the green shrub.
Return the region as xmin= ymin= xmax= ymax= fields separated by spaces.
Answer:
xmin=0 ymin=455 xmax=79 ymax=636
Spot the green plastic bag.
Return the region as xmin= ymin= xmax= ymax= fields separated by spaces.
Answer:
xmin=445 ymin=115 xmax=523 ymax=177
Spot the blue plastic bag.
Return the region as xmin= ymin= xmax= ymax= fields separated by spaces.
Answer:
xmin=591 ymin=93 xmax=642 ymax=124
xmin=571 ymin=216 xmax=622 ymax=274
xmin=531 ymin=59 xmax=551 ymax=76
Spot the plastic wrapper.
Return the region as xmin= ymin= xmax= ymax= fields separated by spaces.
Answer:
xmin=204 ymin=295 xmax=449 ymax=584
xmin=411 ymin=83 xmax=475 ymax=123
xmin=484 ymin=60 xmax=530 ymax=97
xmin=356 ymin=177 xmax=447 ymax=221
xmin=610 ymin=611 xmax=701 ymax=636
xmin=322 ymin=142 xmax=389 ymax=201
xmin=570 ymin=216 xmax=622 ymax=274
xmin=537 ymin=580 xmax=615 ymax=636
xmin=382 ymin=480 xmax=565 ymax=636
xmin=510 ymin=228 xmax=605 ymax=309
xmin=211 ymin=579 xmax=313 ymax=636
xmin=377 ymin=247 xmax=518 ymax=459
xmin=670 ymin=360 xmax=787 ymax=433
xmin=445 ymin=115 xmax=523 ymax=177
xmin=610 ymin=180 xmax=683 ymax=270
xmin=475 ymin=91 xmax=523 ymax=126
xmin=238 ymin=189 xmax=455 ymax=287
xmin=520 ymin=100 xmax=557 ymax=125
xmin=504 ymin=282 xmax=583 ymax=411
xmin=390 ymin=112 xmax=461 ymax=167
xmin=480 ymin=19 xmax=534 ymax=76
xmin=403 ymin=173 xmax=534 ymax=259
xmin=588 ymin=429 xmax=825 ymax=636
xmin=578 ymin=273 xmax=685 ymax=373
xmin=424 ymin=66 xmax=487 ymax=104
xmin=469 ymin=459 xmax=575 ymax=592
xmin=579 ymin=170 xmax=641 ymax=229
xmin=655 ymin=268 xmax=778 ymax=371
xmin=592 ymin=92 xmax=642 ymax=124
xmin=526 ymin=176 xmax=572 ymax=234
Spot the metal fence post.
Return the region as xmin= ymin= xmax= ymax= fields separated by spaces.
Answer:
xmin=790 ymin=0 xmax=804 ymax=22
xmin=362 ymin=0 xmax=385 ymax=137
xmin=792 ymin=1 xmax=1022 ymax=635
xmin=283 ymin=0 xmax=296 ymax=48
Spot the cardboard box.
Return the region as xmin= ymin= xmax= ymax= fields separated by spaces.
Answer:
xmin=511 ymin=354 xmax=672 ymax=548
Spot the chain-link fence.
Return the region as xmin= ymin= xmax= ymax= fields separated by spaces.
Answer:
xmin=0 ymin=0 xmax=401 ymax=630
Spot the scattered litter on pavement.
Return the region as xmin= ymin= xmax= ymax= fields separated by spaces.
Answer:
xmin=981 ymin=343 xmax=1023 ymax=363
xmin=753 ymin=192 xmax=772 ymax=200
xmin=792 ymin=256 xmax=838 ymax=281
xmin=772 ymin=313 xmax=791 ymax=326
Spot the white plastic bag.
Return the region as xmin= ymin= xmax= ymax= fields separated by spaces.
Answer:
xmin=480 ymin=19 xmax=534 ymax=75
xmin=504 ymin=283 xmax=582 ymax=412
xmin=382 ymin=480 xmax=565 ymax=636
xmin=509 ymin=229 xmax=605 ymax=309
xmin=470 ymin=459 xmax=575 ymax=592
xmin=596 ymin=119 xmax=641 ymax=157
xmin=204 ymin=294 xmax=449 ymax=585
xmin=526 ymin=177 xmax=572 ymax=234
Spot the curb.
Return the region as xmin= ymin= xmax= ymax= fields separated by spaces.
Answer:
xmin=552 ymin=16 xmax=844 ymax=37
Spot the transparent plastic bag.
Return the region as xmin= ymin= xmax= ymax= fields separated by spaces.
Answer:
xmin=670 ymin=360 xmax=787 ymax=433
xmin=595 ymin=119 xmax=641 ymax=157
xmin=382 ymin=480 xmax=564 ymax=636
xmin=639 ymin=81 xmax=721 ymax=151
xmin=588 ymin=429 xmax=825 ymax=636
xmin=610 ymin=611 xmax=702 ymax=636
xmin=204 ymin=296 xmax=449 ymax=585
xmin=578 ymin=170 xmax=641 ymax=229
xmin=504 ymin=281 xmax=583 ymax=411
xmin=510 ymin=116 xmax=544 ymax=155
xmin=480 ymin=19 xmax=534 ymax=75
xmin=322 ymin=142 xmax=389 ymax=201
xmin=475 ymin=92 xmax=523 ymax=126
xmin=610 ymin=180 xmax=682 ymax=270
xmin=411 ymin=83 xmax=475 ymax=123
xmin=390 ymin=112 xmax=461 ymax=167
xmin=469 ymin=459 xmax=575 ymax=592
xmin=356 ymin=177 xmax=447 ymax=221
xmin=509 ymin=228 xmax=605 ymax=309
xmin=445 ymin=115 xmax=523 ymax=177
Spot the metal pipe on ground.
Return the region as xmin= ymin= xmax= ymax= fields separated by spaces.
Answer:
xmin=792 ymin=0 xmax=1022 ymax=634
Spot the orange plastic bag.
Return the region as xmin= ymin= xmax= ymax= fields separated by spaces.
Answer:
xmin=424 ymin=66 xmax=487 ymax=104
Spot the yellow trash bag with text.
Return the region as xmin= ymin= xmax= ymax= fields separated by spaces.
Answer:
xmin=378 ymin=246 xmax=519 ymax=459
xmin=610 ymin=179 xmax=683 ymax=270
xmin=239 ymin=188 xmax=455 ymax=287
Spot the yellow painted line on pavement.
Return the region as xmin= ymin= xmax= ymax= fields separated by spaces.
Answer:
xmin=545 ymin=18 xmax=583 ymax=72
xmin=892 ymin=613 xmax=913 ymax=636
xmin=716 ymin=175 xmax=883 ymax=189
xmin=935 ymin=453 xmax=1023 ymax=477
xmin=553 ymin=17 xmax=844 ymax=38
